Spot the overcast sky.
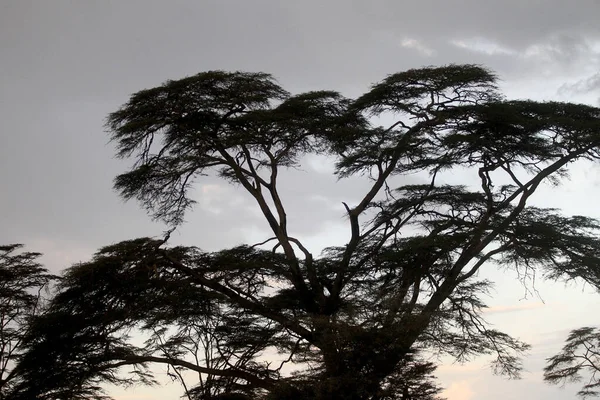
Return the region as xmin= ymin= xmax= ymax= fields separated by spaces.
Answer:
xmin=2 ymin=1 xmax=600 ymax=399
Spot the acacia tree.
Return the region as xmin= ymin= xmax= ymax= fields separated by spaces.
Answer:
xmin=544 ymin=326 xmax=600 ymax=398
xmin=14 ymin=65 xmax=600 ymax=400
xmin=0 ymin=245 xmax=54 ymax=400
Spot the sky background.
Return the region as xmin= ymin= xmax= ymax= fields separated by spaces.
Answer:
xmin=2 ymin=1 xmax=600 ymax=399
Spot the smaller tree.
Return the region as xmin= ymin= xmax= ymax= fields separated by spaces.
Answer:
xmin=0 ymin=244 xmax=55 ymax=400
xmin=544 ymin=326 xmax=600 ymax=398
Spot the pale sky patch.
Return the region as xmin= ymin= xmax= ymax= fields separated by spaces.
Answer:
xmin=442 ymin=380 xmax=476 ymax=400
xmin=26 ymin=238 xmax=95 ymax=273
xmin=305 ymin=153 xmax=336 ymax=174
xmin=485 ymin=302 xmax=547 ymax=315
xmin=400 ymin=37 xmax=435 ymax=56
xmin=450 ymin=37 xmax=515 ymax=55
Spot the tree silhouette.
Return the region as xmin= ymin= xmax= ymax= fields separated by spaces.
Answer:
xmin=545 ymin=326 xmax=600 ymax=398
xmin=0 ymin=245 xmax=55 ymax=400
xmin=14 ymin=65 xmax=600 ymax=399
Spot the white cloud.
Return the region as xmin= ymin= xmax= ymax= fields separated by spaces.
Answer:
xmin=400 ymin=37 xmax=435 ymax=56
xmin=450 ymin=37 xmax=515 ymax=55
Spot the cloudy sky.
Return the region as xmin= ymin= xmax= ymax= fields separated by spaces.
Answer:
xmin=2 ymin=1 xmax=600 ymax=399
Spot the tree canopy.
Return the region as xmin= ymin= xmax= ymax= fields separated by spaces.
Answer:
xmin=12 ymin=64 xmax=600 ymax=400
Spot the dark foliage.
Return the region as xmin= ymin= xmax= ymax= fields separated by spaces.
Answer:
xmin=0 ymin=245 xmax=55 ymax=400
xmin=544 ymin=327 xmax=600 ymax=398
xmin=14 ymin=65 xmax=600 ymax=399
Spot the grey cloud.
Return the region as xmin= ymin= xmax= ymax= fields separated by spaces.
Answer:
xmin=558 ymin=72 xmax=600 ymax=105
